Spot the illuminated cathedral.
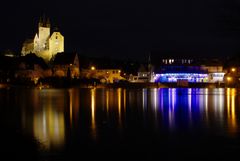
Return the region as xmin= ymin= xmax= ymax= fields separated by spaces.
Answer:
xmin=21 ymin=17 xmax=64 ymax=62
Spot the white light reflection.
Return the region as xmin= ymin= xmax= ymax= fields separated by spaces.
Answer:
xmin=154 ymin=88 xmax=158 ymax=111
xmin=198 ymin=89 xmax=204 ymax=115
xmin=218 ymin=88 xmax=224 ymax=122
xmin=151 ymin=88 xmax=159 ymax=129
xmin=171 ymin=88 xmax=176 ymax=109
xmin=188 ymin=88 xmax=192 ymax=125
xmin=204 ymin=88 xmax=209 ymax=122
xmin=160 ymin=89 xmax=164 ymax=113
xmin=142 ymin=88 xmax=147 ymax=110
xmin=168 ymin=88 xmax=175 ymax=130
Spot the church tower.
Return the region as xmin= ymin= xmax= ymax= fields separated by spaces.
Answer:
xmin=34 ymin=16 xmax=50 ymax=52
xmin=148 ymin=52 xmax=154 ymax=82
xmin=21 ymin=16 xmax=64 ymax=62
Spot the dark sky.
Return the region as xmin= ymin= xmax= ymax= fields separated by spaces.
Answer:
xmin=1 ymin=0 xmax=240 ymax=60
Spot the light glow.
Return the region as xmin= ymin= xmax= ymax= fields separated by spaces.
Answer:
xmin=91 ymin=66 xmax=96 ymax=70
xmin=155 ymin=73 xmax=208 ymax=83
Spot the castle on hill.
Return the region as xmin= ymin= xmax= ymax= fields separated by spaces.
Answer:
xmin=21 ymin=17 xmax=64 ymax=62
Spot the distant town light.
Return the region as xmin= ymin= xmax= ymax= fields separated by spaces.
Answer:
xmin=227 ymin=77 xmax=232 ymax=81
xmin=231 ymin=68 xmax=236 ymax=72
xmin=91 ymin=66 xmax=96 ymax=70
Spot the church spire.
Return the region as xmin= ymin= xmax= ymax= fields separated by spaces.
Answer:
xmin=147 ymin=52 xmax=153 ymax=82
xmin=46 ymin=18 xmax=51 ymax=28
xmin=38 ymin=14 xmax=50 ymax=28
xmin=39 ymin=16 xmax=43 ymax=27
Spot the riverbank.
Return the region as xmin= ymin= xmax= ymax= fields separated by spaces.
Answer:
xmin=1 ymin=82 xmax=239 ymax=89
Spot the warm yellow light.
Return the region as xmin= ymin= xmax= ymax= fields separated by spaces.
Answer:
xmin=231 ymin=68 xmax=236 ymax=72
xmin=227 ymin=77 xmax=232 ymax=81
xmin=118 ymin=70 xmax=121 ymax=73
xmin=91 ymin=66 xmax=96 ymax=70
xmin=70 ymin=64 xmax=72 ymax=66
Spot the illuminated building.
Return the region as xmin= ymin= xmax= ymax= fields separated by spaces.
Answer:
xmin=154 ymin=65 xmax=226 ymax=83
xmin=52 ymin=52 xmax=80 ymax=78
xmin=201 ymin=65 xmax=225 ymax=83
xmin=154 ymin=65 xmax=207 ymax=83
xmin=129 ymin=56 xmax=155 ymax=83
xmin=155 ymin=73 xmax=208 ymax=83
xmin=21 ymin=16 xmax=64 ymax=62
xmin=81 ymin=69 xmax=125 ymax=83
xmin=14 ymin=54 xmax=50 ymax=83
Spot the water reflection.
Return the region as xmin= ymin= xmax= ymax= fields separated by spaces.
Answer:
xmin=68 ymin=89 xmax=80 ymax=129
xmin=142 ymin=88 xmax=147 ymax=110
xmin=30 ymin=88 xmax=240 ymax=142
xmin=33 ymin=90 xmax=65 ymax=149
xmin=117 ymin=88 xmax=122 ymax=128
xmin=106 ymin=89 xmax=109 ymax=114
xmin=1 ymin=87 xmax=240 ymax=152
xmin=188 ymin=88 xmax=192 ymax=126
xmin=227 ymin=88 xmax=237 ymax=135
xmin=91 ymin=88 xmax=96 ymax=139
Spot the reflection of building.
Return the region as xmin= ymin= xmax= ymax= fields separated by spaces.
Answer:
xmin=81 ymin=69 xmax=125 ymax=83
xmin=33 ymin=107 xmax=65 ymax=149
xmin=21 ymin=17 xmax=64 ymax=62
xmin=53 ymin=52 xmax=80 ymax=78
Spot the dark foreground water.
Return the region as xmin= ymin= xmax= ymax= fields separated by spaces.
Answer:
xmin=1 ymin=87 xmax=240 ymax=161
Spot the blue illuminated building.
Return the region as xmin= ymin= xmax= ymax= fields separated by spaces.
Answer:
xmin=154 ymin=66 xmax=209 ymax=83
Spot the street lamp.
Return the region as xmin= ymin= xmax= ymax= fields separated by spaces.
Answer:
xmin=91 ymin=66 xmax=96 ymax=70
xmin=227 ymin=76 xmax=232 ymax=87
xmin=231 ymin=68 xmax=236 ymax=72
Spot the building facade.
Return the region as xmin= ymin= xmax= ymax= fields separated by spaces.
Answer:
xmin=52 ymin=52 xmax=80 ymax=78
xmin=21 ymin=17 xmax=64 ymax=62
xmin=81 ymin=68 xmax=125 ymax=83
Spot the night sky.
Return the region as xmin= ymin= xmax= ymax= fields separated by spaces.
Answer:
xmin=1 ymin=0 xmax=240 ymax=60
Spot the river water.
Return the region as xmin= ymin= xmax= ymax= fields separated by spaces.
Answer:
xmin=0 ymin=87 xmax=240 ymax=161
